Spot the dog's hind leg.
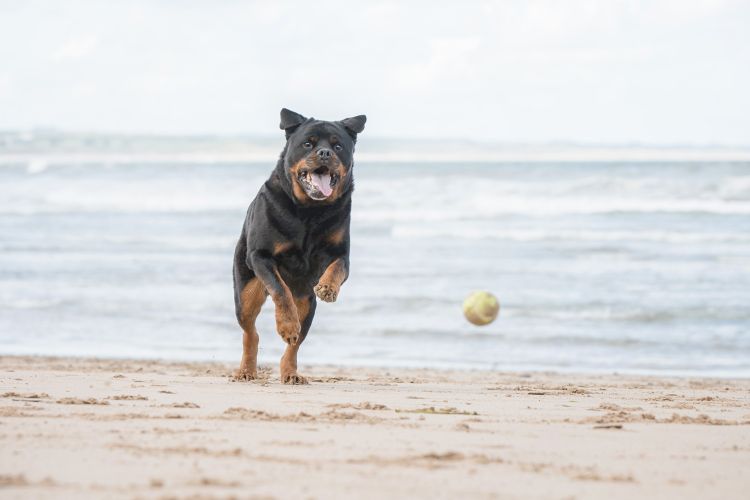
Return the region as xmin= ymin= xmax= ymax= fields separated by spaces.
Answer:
xmin=234 ymin=276 xmax=267 ymax=381
xmin=280 ymin=294 xmax=316 ymax=385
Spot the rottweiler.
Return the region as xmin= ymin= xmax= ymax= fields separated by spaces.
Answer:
xmin=232 ymin=108 xmax=366 ymax=384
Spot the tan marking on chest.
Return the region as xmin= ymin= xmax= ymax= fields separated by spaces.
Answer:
xmin=273 ymin=241 xmax=294 ymax=255
xmin=327 ymin=228 xmax=345 ymax=246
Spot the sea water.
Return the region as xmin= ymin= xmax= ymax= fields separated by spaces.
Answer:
xmin=1 ymin=161 xmax=749 ymax=376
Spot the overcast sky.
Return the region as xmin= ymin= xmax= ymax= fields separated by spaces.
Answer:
xmin=1 ymin=0 xmax=748 ymax=144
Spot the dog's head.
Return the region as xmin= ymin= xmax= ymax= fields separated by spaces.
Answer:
xmin=278 ymin=108 xmax=366 ymax=204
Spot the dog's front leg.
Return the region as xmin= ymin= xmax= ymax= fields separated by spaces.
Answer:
xmin=248 ymin=250 xmax=301 ymax=345
xmin=314 ymin=257 xmax=349 ymax=303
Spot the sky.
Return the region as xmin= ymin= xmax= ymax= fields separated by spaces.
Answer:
xmin=0 ymin=0 xmax=749 ymax=144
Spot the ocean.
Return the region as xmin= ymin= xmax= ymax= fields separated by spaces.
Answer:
xmin=1 ymin=161 xmax=749 ymax=376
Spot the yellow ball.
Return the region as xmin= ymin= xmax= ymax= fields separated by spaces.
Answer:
xmin=462 ymin=291 xmax=500 ymax=326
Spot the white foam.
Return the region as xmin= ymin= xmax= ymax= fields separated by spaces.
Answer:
xmin=390 ymin=225 xmax=750 ymax=243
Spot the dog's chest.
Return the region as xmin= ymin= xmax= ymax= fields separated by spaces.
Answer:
xmin=275 ymin=227 xmax=328 ymax=278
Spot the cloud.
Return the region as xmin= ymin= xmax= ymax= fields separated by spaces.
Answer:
xmin=0 ymin=1 xmax=748 ymax=143
xmin=52 ymin=35 xmax=99 ymax=62
xmin=393 ymin=37 xmax=481 ymax=90
xmin=0 ymin=74 xmax=11 ymax=96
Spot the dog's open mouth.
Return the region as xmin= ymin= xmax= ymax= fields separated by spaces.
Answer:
xmin=298 ymin=166 xmax=339 ymax=200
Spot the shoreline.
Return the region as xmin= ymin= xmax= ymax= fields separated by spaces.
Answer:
xmin=2 ymin=355 xmax=750 ymax=498
xmin=2 ymin=352 xmax=748 ymax=381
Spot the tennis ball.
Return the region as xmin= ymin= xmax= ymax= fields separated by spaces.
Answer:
xmin=462 ymin=291 xmax=499 ymax=326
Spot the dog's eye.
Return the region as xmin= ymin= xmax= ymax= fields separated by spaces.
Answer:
xmin=303 ymin=142 xmax=312 ymax=149
xmin=333 ymin=144 xmax=343 ymax=151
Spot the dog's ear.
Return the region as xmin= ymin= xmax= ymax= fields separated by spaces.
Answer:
xmin=340 ymin=115 xmax=366 ymax=139
xmin=279 ymin=108 xmax=307 ymax=138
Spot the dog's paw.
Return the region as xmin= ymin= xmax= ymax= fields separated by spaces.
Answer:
xmin=232 ymin=368 xmax=258 ymax=382
xmin=277 ymin=318 xmax=301 ymax=345
xmin=314 ymin=283 xmax=339 ymax=303
xmin=281 ymin=372 xmax=309 ymax=385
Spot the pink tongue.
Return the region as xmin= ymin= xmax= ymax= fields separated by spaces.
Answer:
xmin=310 ymin=172 xmax=333 ymax=197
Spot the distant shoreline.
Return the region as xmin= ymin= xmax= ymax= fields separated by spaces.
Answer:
xmin=2 ymin=130 xmax=750 ymax=163
xmin=2 ymin=148 xmax=750 ymax=165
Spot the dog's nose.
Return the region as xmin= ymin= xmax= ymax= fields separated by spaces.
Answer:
xmin=316 ymin=148 xmax=332 ymax=160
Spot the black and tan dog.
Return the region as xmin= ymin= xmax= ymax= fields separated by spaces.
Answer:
xmin=232 ymin=108 xmax=366 ymax=384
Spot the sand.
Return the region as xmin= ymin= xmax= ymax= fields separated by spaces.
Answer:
xmin=1 ymin=356 xmax=749 ymax=499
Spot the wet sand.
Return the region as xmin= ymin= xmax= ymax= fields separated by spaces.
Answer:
xmin=1 ymin=356 xmax=749 ymax=499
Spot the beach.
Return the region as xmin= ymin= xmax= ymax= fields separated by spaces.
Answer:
xmin=3 ymin=1 xmax=750 ymax=498
xmin=1 ymin=356 xmax=749 ymax=499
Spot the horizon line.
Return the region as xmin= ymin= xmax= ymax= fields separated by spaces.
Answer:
xmin=1 ymin=128 xmax=750 ymax=151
